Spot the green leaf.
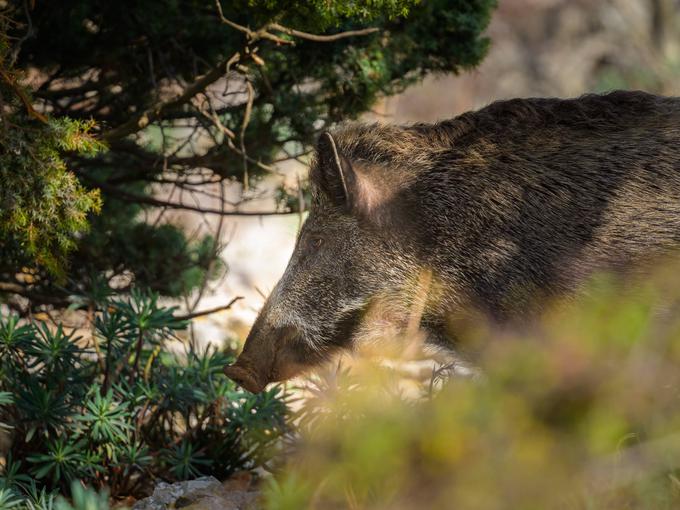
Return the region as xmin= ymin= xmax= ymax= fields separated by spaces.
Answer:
xmin=55 ymin=482 xmax=113 ymax=510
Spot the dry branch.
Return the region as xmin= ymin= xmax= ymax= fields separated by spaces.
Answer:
xmin=84 ymin=176 xmax=295 ymax=216
xmin=174 ymin=296 xmax=244 ymax=321
xmin=215 ymin=0 xmax=379 ymax=46
xmin=268 ymin=22 xmax=379 ymax=42
xmin=103 ymin=58 xmax=232 ymax=141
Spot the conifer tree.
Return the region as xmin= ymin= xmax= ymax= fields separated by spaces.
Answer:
xmin=0 ymin=0 xmax=496 ymax=312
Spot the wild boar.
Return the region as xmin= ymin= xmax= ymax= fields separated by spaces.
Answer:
xmin=224 ymin=90 xmax=680 ymax=393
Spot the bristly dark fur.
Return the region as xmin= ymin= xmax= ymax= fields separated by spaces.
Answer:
xmin=325 ymin=90 xmax=680 ymax=169
xmin=319 ymin=90 xmax=680 ymax=318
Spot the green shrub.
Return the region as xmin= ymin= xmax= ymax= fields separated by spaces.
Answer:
xmin=0 ymin=290 xmax=290 ymax=505
xmin=0 ymin=0 xmax=496 ymax=309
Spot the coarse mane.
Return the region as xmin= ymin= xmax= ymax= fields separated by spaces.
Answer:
xmin=322 ymin=90 xmax=679 ymax=169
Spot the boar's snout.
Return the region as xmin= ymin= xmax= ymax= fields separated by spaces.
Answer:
xmin=223 ymin=363 xmax=266 ymax=394
xmin=224 ymin=322 xmax=300 ymax=394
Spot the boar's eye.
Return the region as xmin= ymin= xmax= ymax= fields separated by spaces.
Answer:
xmin=306 ymin=237 xmax=323 ymax=250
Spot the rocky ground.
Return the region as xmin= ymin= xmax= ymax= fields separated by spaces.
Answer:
xmin=128 ymin=474 xmax=260 ymax=510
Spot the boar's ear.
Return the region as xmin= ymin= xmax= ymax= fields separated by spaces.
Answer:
xmin=316 ymin=131 xmax=353 ymax=208
xmin=316 ymin=132 xmax=389 ymax=219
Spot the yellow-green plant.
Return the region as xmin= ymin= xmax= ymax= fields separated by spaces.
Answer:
xmin=266 ymin=262 xmax=680 ymax=510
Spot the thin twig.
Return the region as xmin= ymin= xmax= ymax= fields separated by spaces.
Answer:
xmin=103 ymin=58 xmax=231 ymax=141
xmin=214 ymin=0 xmax=290 ymax=45
xmin=240 ymin=79 xmax=254 ymax=191
xmin=9 ymin=0 xmax=34 ymax=66
xmin=128 ymin=329 xmax=145 ymax=387
xmin=215 ymin=0 xmax=379 ymax=45
xmin=89 ymin=304 xmax=106 ymax=373
xmin=0 ymin=69 xmax=48 ymax=123
xmin=174 ymin=296 xmax=244 ymax=321
xmin=193 ymin=104 xmax=278 ymax=173
xmin=79 ymin=175 xmax=295 ymax=216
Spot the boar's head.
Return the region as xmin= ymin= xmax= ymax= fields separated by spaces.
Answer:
xmin=224 ymin=129 xmax=423 ymax=393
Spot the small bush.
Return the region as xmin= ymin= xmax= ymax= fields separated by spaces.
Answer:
xmin=0 ymin=290 xmax=290 ymax=505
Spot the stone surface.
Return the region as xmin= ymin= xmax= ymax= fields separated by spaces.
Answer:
xmin=132 ymin=476 xmax=259 ymax=510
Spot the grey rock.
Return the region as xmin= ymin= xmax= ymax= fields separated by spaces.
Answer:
xmin=132 ymin=477 xmax=259 ymax=510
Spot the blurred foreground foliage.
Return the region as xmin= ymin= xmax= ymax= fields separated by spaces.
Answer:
xmin=266 ymin=261 xmax=680 ymax=510
xmin=0 ymin=481 xmax=117 ymax=510
xmin=0 ymin=291 xmax=290 ymax=507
